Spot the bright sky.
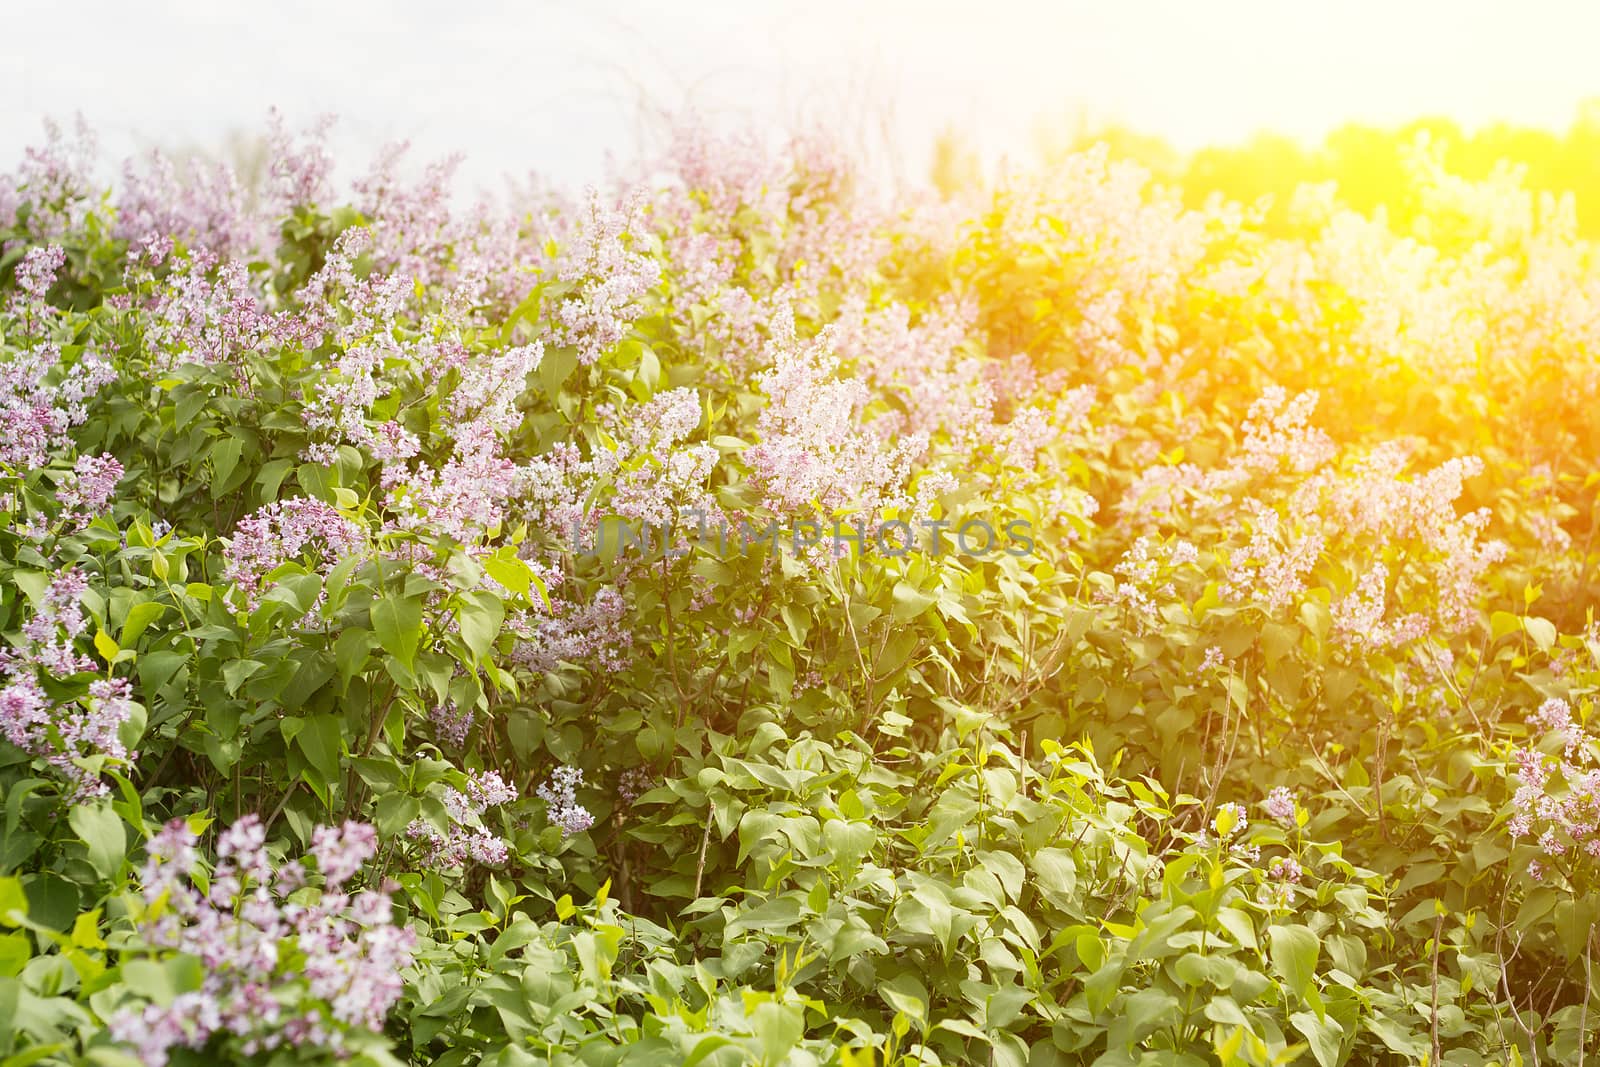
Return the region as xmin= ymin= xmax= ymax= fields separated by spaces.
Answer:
xmin=6 ymin=0 xmax=1600 ymax=190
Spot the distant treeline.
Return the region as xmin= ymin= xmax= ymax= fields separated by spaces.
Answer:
xmin=1033 ymin=105 xmax=1600 ymax=235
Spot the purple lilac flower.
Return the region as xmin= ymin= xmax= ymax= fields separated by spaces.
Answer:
xmin=1264 ymin=786 xmax=1296 ymax=826
xmin=0 ymin=570 xmax=134 ymax=798
xmin=1268 ymin=856 xmax=1303 ymax=884
xmin=429 ymin=701 xmax=473 ymax=747
xmin=110 ymin=815 xmax=412 ymax=1067
xmin=405 ymin=768 xmax=518 ymax=871
xmin=222 ymin=498 xmax=365 ymax=611
xmin=537 ymin=765 xmax=594 ymax=837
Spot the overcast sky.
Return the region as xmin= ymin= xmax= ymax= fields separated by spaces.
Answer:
xmin=6 ymin=0 xmax=1600 ymax=193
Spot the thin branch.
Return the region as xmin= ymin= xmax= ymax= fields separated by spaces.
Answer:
xmin=692 ymin=806 xmax=714 ymax=900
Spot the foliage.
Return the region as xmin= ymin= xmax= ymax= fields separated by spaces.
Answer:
xmin=2 ymin=111 xmax=1600 ymax=1065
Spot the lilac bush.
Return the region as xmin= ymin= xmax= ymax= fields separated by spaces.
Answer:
xmin=5 ymin=108 xmax=1600 ymax=1065
xmin=108 ymin=816 xmax=413 ymax=1066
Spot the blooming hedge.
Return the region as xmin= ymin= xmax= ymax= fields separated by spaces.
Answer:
xmin=2 ymin=111 xmax=1600 ymax=1065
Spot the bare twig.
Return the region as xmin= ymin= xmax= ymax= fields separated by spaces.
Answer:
xmin=262 ymin=779 xmax=301 ymax=835
xmin=1430 ymin=908 xmax=1443 ymax=1067
xmin=1583 ymin=924 xmax=1594 ymax=1067
xmin=1494 ymin=893 xmax=1540 ymax=1066
xmin=692 ymin=807 xmax=714 ymax=899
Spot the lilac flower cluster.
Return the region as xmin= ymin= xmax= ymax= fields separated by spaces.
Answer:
xmin=112 ymin=109 xmax=548 ymax=316
xmin=2 ymin=252 xmax=119 ymax=473
xmin=511 ymin=587 xmax=633 ymax=675
xmin=428 ymin=701 xmax=475 ymax=748
xmin=1238 ymin=387 xmax=1336 ymax=475
xmin=609 ymin=767 xmax=659 ymax=825
xmin=1204 ymin=802 xmax=1265 ymax=865
xmin=1212 ymin=802 xmax=1249 ymax=841
xmin=617 ymin=767 xmax=656 ymax=806
xmin=380 ymin=342 xmax=544 ymax=543
xmin=537 ymin=765 xmax=595 ymax=837
xmin=0 ymin=569 xmax=135 ymax=798
xmin=1122 ymin=387 xmax=1506 ymax=649
xmin=109 ymin=816 xmax=413 ymax=1067
xmin=1257 ymin=854 xmax=1306 ymax=908
xmin=135 ymin=247 xmax=281 ymax=373
xmin=1323 ymin=447 xmax=1507 ymax=644
xmin=1264 ymin=786 xmax=1298 ymax=826
xmin=1509 ymin=697 xmax=1600 ymax=883
xmin=1105 ymin=536 xmax=1200 ymax=623
xmin=744 ymin=306 xmax=924 ymax=520
xmin=116 ymin=147 xmax=260 ymax=261
xmin=1268 ymin=856 xmax=1304 ymax=884
xmin=404 ymin=821 xmax=510 ymax=869
xmin=265 ymin=109 xmax=336 ymax=211
xmin=520 ymin=439 xmax=622 ymax=547
xmin=605 ymin=387 xmax=719 ymax=528
xmin=51 ymin=451 xmax=124 ymax=531
xmin=1206 ymin=798 xmax=1313 ymax=908
xmin=0 ymin=117 xmax=98 ymax=245
xmin=548 ymin=189 xmax=663 ymax=366
xmin=823 ymin=294 xmax=1101 ymax=528
xmin=404 ymin=769 xmax=518 ymax=870
xmin=114 ymin=110 xmax=342 ymax=262
xmin=222 ymin=497 xmax=365 ymax=610
xmin=11 ymin=243 xmax=66 ymax=309
xmin=464 ymin=769 xmax=518 ymax=809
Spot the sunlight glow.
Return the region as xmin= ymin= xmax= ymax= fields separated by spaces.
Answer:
xmin=6 ymin=0 xmax=1600 ymax=185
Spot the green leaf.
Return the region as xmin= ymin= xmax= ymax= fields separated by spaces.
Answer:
xmin=0 ymin=879 xmax=27 ymax=927
xmin=1214 ymin=907 xmax=1258 ymax=951
xmin=1363 ymin=1014 xmax=1428 ymax=1057
xmin=879 ymin=973 xmax=929 ymax=1027
xmin=724 ymin=895 xmax=801 ymax=937
xmin=1030 ymin=847 xmax=1079 ymax=907
xmin=483 ymin=550 xmax=533 ymax=599
xmin=540 ymin=345 xmax=578 ymax=402
xmin=68 ymin=804 xmax=125 ymax=882
xmin=637 ymin=344 xmax=661 ymax=392
xmin=0 ymin=932 xmax=28 ymax=978
xmin=137 ymin=650 xmax=188 ymax=695
xmin=333 ymin=627 xmax=376 ymax=684
xmin=1204 ymin=996 xmax=1250 ymax=1027
xmin=372 ymin=594 xmax=423 ymax=670
xmin=209 ymin=435 xmax=244 ymax=497
xmin=1268 ymin=923 xmax=1319 ymax=1002
xmin=680 ymin=1035 xmax=741 ymax=1067
xmin=457 ymin=591 xmax=505 ymax=662
xmin=119 ymin=601 xmax=167 ymax=647
xmin=823 ymin=820 xmax=875 ymax=869
xmin=1290 ymin=1010 xmax=1345 ymax=1067
xmin=1525 ymin=615 xmax=1558 ymax=652
xmin=738 ymin=810 xmax=783 ymax=866
xmin=21 ymin=874 xmax=76 ymax=931
xmin=891 ymin=581 xmax=937 ymax=622
xmin=255 ymin=458 xmax=294 ymax=502
xmin=1489 ymin=610 xmax=1522 ymax=641
xmin=222 ymin=658 xmax=264 ymax=695
xmin=293 ymin=714 xmax=345 ymax=785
